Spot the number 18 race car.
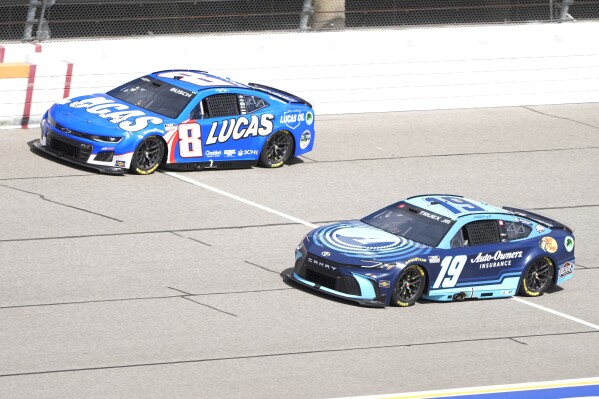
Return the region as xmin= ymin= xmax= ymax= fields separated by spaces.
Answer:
xmin=289 ymin=194 xmax=575 ymax=307
xmin=34 ymin=70 xmax=315 ymax=174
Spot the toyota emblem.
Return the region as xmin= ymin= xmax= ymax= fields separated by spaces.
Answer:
xmin=321 ymin=251 xmax=331 ymax=257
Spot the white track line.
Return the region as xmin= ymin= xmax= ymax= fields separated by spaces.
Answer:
xmin=164 ymin=170 xmax=599 ymax=331
xmin=162 ymin=171 xmax=318 ymax=228
xmin=511 ymin=296 xmax=599 ymax=330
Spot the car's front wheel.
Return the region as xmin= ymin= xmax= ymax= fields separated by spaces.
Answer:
xmin=130 ymin=136 xmax=164 ymax=175
xmin=519 ymin=257 xmax=554 ymax=297
xmin=391 ymin=265 xmax=426 ymax=307
xmin=259 ymin=131 xmax=293 ymax=168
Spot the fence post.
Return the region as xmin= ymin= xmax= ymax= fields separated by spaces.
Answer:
xmin=300 ymin=0 xmax=314 ymax=31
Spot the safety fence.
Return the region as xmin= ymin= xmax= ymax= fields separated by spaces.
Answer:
xmin=1 ymin=0 xmax=599 ymax=42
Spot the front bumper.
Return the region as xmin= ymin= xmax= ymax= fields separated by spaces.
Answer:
xmin=34 ymin=140 xmax=126 ymax=175
xmin=37 ymin=120 xmax=128 ymax=174
xmin=285 ymin=271 xmax=388 ymax=307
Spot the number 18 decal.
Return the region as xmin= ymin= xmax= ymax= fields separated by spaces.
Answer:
xmin=178 ymin=123 xmax=203 ymax=158
xmin=433 ymin=255 xmax=467 ymax=289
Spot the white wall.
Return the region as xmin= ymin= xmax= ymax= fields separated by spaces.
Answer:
xmin=1 ymin=22 xmax=599 ymax=129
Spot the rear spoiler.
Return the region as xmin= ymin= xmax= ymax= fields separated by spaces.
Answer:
xmin=248 ymin=82 xmax=312 ymax=108
xmin=503 ymin=206 xmax=573 ymax=233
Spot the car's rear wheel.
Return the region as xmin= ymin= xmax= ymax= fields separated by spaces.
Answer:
xmin=519 ymin=257 xmax=554 ymax=297
xmin=391 ymin=265 xmax=426 ymax=307
xmin=130 ymin=136 xmax=164 ymax=175
xmin=259 ymin=131 xmax=293 ymax=168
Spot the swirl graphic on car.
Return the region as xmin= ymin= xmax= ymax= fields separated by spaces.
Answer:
xmin=312 ymin=222 xmax=431 ymax=261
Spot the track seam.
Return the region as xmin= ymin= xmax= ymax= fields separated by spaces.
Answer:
xmin=0 ymin=330 xmax=595 ymax=378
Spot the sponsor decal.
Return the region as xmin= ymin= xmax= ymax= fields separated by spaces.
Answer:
xmin=164 ymin=123 xmax=176 ymax=129
xmin=474 ymin=214 xmax=492 ymax=219
xmin=307 ymin=256 xmax=337 ymax=271
xmin=115 ymin=160 xmax=126 ymax=167
xmin=500 ymin=290 xmax=514 ymax=295
xmin=379 ymin=280 xmax=390 ymax=288
xmin=515 ymin=217 xmax=533 ymax=227
xmin=564 ymin=236 xmax=574 ymax=252
xmin=540 ymin=236 xmax=558 ymax=253
xmin=101 ymin=146 xmax=115 ymax=151
xmin=237 ymin=149 xmax=259 ymax=157
xmin=169 ymin=87 xmax=192 ymax=97
xmin=559 ymin=261 xmax=574 ymax=277
xmin=205 ymin=114 xmax=274 ymax=145
xmin=405 ymin=257 xmax=427 ymax=265
xmin=280 ymin=110 xmax=305 ymax=129
xmin=215 ymin=88 xmax=229 ymax=93
xmin=364 ymin=273 xmax=378 ymax=278
xmin=299 ymin=130 xmax=311 ymax=150
xmin=61 ymin=127 xmax=72 ymax=134
xmin=471 ymin=250 xmax=523 ymax=269
xmin=69 ymin=96 xmax=163 ymax=133
xmin=224 ymin=149 xmax=236 ymax=157
xmin=419 ymin=210 xmax=452 ymax=224
xmin=205 ymin=150 xmax=221 ymax=158
xmin=361 ymin=261 xmax=398 ymax=270
xmin=536 ymin=224 xmax=546 ymax=233
xmin=305 ymin=111 xmax=314 ymax=126
xmin=428 ymin=255 xmax=440 ymax=264
xmin=321 ymin=251 xmax=330 ymax=257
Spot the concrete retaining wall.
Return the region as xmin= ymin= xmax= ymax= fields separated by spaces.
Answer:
xmin=1 ymin=22 xmax=598 ymax=128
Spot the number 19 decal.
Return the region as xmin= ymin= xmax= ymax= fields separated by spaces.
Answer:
xmin=433 ymin=255 xmax=467 ymax=289
xmin=178 ymin=123 xmax=203 ymax=158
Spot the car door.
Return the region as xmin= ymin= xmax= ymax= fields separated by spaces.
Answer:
xmin=435 ymin=218 xmax=526 ymax=292
xmin=187 ymin=92 xmax=273 ymax=162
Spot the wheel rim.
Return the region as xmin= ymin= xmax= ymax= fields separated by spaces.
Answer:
xmin=135 ymin=138 xmax=161 ymax=170
xmin=396 ymin=268 xmax=422 ymax=302
xmin=526 ymin=259 xmax=551 ymax=292
xmin=265 ymin=132 xmax=292 ymax=164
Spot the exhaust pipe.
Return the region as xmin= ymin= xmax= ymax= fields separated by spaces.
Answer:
xmin=452 ymin=292 xmax=466 ymax=301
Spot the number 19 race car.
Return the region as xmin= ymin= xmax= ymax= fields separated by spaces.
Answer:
xmin=35 ymin=70 xmax=315 ymax=174
xmin=289 ymin=195 xmax=575 ymax=307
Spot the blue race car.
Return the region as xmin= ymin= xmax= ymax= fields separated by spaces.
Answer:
xmin=35 ymin=70 xmax=315 ymax=174
xmin=288 ymin=194 xmax=575 ymax=307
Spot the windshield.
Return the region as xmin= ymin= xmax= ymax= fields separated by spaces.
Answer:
xmin=361 ymin=202 xmax=455 ymax=247
xmin=107 ymin=76 xmax=195 ymax=119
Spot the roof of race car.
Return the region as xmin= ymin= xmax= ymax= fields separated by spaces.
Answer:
xmin=404 ymin=194 xmax=508 ymax=220
xmin=149 ymin=69 xmax=250 ymax=92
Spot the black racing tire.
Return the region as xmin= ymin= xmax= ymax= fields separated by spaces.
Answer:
xmin=130 ymin=136 xmax=164 ymax=175
xmin=391 ymin=265 xmax=426 ymax=307
xmin=519 ymin=257 xmax=555 ymax=297
xmin=258 ymin=131 xmax=293 ymax=168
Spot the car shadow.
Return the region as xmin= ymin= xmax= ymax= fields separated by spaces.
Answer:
xmin=286 ymin=157 xmax=306 ymax=167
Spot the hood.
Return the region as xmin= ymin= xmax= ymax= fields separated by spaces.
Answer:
xmin=305 ymin=220 xmax=433 ymax=266
xmin=50 ymin=94 xmax=169 ymax=134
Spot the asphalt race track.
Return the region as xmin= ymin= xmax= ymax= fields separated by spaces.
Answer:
xmin=1 ymin=104 xmax=598 ymax=398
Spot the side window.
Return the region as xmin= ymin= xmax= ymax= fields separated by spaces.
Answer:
xmin=504 ymin=220 xmax=532 ymax=241
xmin=189 ymin=102 xmax=204 ymax=120
xmin=465 ymin=220 xmax=501 ymax=246
xmin=203 ymin=94 xmax=240 ymax=118
xmin=242 ymin=95 xmax=268 ymax=113
xmin=450 ymin=228 xmax=467 ymax=248
xmin=451 ymin=220 xmax=501 ymax=248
